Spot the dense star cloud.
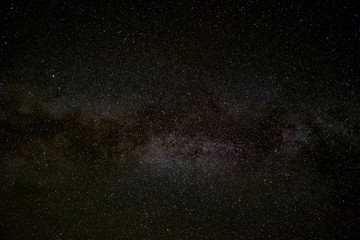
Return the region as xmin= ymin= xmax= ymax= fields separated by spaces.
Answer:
xmin=1 ymin=0 xmax=359 ymax=239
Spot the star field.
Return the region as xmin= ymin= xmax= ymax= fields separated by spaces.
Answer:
xmin=1 ymin=0 xmax=359 ymax=239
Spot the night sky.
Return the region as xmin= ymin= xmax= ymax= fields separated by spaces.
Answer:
xmin=1 ymin=0 xmax=360 ymax=239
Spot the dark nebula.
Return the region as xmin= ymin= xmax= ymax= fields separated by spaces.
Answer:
xmin=1 ymin=0 xmax=359 ymax=239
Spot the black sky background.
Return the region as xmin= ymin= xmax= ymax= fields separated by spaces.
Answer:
xmin=1 ymin=0 xmax=360 ymax=239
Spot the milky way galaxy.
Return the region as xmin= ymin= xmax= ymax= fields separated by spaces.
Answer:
xmin=1 ymin=1 xmax=359 ymax=239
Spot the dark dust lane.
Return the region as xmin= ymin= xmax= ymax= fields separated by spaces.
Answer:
xmin=1 ymin=1 xmax=359 ymax=239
